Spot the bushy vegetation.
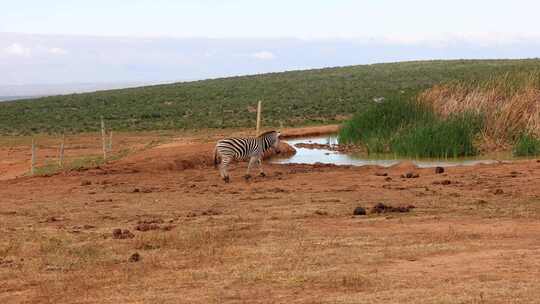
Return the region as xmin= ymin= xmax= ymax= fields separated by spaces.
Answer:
xmin=420 ymin=70 xmax=540 ymax=148
xmin=339 ymin=98 xmax=482 ymax=157
xmin=341 ymin=69 xmax=540 ymax=157
xmin=2 ymin=59 xmax=540 ymax=135
xmin=513 ymin=133 xmax=540 ymax=156
xmin=390 ymin=113 xmax=482 ymax=158
xmin=338 ymin=98 xmax=434 ymax=153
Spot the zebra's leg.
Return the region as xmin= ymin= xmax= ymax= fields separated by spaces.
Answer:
xmin=245 ymin=156 xmax=256 ymax=180
xmin=220 ymin=157 xmax=230 ymax=183
xmin=257 ymin=158 xmax=266 ymax=177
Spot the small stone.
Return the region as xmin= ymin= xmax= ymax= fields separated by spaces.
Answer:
xmin=402 ymin=172 xmax=419 ymax=178
xmin=137 ymin=218 xmax=164 ymax=224
xmin=314 ymin=210 xmax=328 ymax=216
xmin=375 ymin=172 xmax=388 ymax=177
xmin=95 ymin=199 xmax=113 ymax=203
xmin=385 ymin=177 xmax=393 ymax=182
xmin=441 ymin=180 xmax=452 ymax=185
xmin=112 ymin=228 xmax=122 ymax=237
xmin=43 ymin=216 xmax=62 ymax=223
xmin=435 ymin=167 xmax=445 ymax=174
xmin=494 ymin=189 xmax=504 ymax=195
xmin=370 ymin=203 xmax=414 ymax=214
xmin=353 ymin=207 xmax=367 ymax=216
xmin=135 ymin=223 xmax=160 ymax=232
xmin=476 ymin=200 xmax=488 ymax=206
xmin=80 ymin=180 xmax=92 ymax=186
xmin=128 ymin=252 xmax=141 ymax=263
xmin=112 ymin=228 xmax=134 ymax=239
xmin=201 ymin=209 xmax=222 ymax=216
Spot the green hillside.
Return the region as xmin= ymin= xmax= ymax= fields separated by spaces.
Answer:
xmin=2 ymin=59 xmax=540 ymax=135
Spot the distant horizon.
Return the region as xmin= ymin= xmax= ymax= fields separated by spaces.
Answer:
xmin=2 ymin=57 xmax=540 ymax=98
xmin=3 ymin=32 xmax=540 ymax=90
xmin=3 ymin=0 xmax=539 ymax=93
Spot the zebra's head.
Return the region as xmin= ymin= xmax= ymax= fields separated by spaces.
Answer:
xmin=259 ymin=130 xmax=281 ymax=154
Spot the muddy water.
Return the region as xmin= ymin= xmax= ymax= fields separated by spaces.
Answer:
xmin=273 ymin=135 xmax=518 ymax=168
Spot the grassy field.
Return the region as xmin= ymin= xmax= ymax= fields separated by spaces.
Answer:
xmin=2 ymin=59 xmax=540 ymax=135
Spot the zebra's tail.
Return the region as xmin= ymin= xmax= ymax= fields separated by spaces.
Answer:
xmin=213 ymin=146 xmax=219 ymax=168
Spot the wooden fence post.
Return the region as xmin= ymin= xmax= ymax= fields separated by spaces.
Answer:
xmin=256 ymin=100 xmax=262 ymax=136
xmin=108 ymin=130 xmax=113 ymax=152
xmin=31 ymin=138 xmax=36 ymax=176
xmin=101 ymin=116 xmax=107 ymax=160
xmin=59 ymin=133 xmax=65 ymax=168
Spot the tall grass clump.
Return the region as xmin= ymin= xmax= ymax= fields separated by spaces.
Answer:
xmin=339 ymin=98 xmax=483 ymax=157
xmin=513 ymin=133 xmax=540 ymax=156
xmin=391 ymin=113 xmax=483 ymax=158
xmin=419 ymin=71 xmax=540 ymax=150
xmin=339 ymin=98 xmax=433 ymax=153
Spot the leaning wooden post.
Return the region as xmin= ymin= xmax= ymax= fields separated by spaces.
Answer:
xmin=59 ymin=133 xmax=65 ymax=168
xmin=31 ymin=138 xmax=36 ymax=176
xmin=101 ymin=116 xmax=107 ymax=160
xmin=256 ymin=100 xmax=262 ymax=136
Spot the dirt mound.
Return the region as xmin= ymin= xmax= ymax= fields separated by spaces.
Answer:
xmin=262 ymin=142 xmax=296 ymax=159
xmin=109 ymin=141 xmax=295 ymax=173
xmin=390 ymin=161 xmax=418 ymax=171
xmin=389 ymin=161 xmax=420 ymax=176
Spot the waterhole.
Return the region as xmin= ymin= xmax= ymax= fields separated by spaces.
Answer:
xmin=272 ymin=135 xmax=518 ymax=168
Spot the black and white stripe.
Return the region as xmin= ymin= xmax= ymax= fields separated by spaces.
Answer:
xmin=214 ymin=131 xmax=281 ymax=182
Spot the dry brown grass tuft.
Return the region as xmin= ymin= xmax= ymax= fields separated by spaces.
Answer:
xmin=419 ymin=71 xmax=540 ymax=150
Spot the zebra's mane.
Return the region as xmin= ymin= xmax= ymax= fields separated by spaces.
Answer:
xmin=257 ymin=130 xmax=278 ymax=138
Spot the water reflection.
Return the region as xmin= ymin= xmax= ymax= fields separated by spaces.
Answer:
xmin=273 ymin=135 xmax=516 ymax=168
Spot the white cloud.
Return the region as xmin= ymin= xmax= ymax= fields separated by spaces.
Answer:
xmin=48 ymin=47 xmax=68 ymax=55
xmin=251 ymin=51 xmax=275 ymax=60
xmin=3 ymin=43 xmax=31 ymax=57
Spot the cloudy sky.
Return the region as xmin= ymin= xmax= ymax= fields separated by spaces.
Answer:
xmin=2 ymin=0 xmax=540 ymax=95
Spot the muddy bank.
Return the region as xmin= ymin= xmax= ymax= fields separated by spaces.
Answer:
xmin=281 ymin=125 xmax=339 ymax=139
xmin=108 ymin=125 xmax=343 ymax=173
xmin=293 ymin=142 xmax=358 ymax=153
xmin=111 ymin=141 xmax=296 ymax=173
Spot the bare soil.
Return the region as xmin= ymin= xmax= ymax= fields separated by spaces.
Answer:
xmin=1 ymin=126 xmax=540 ymax=303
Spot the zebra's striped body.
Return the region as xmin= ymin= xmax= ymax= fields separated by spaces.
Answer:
xmin=214 ymin=131 xmax=281 ymax=182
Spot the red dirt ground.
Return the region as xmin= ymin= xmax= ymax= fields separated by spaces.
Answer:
xmin=1 ymin=126 xmax=540 ymax=303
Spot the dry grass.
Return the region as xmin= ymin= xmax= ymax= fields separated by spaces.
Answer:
xmin=3 ymin=129 xmax=540 ymax=303
xmin=419 ymin=71 xmax=540 ymax=150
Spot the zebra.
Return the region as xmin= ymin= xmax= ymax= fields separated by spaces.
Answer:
xmin=214 ymin=130 xmax=281 ymax=183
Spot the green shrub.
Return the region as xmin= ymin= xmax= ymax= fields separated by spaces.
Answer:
xmin=391 ymin=113 xmax=482 ymax=158
xmin=338 ymin=97 xmax=433 ymax=153
xmin=339 ymin=96 xmax=483 ymax=157
xmin=513 ymin=133 xmax=540 ymax=156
